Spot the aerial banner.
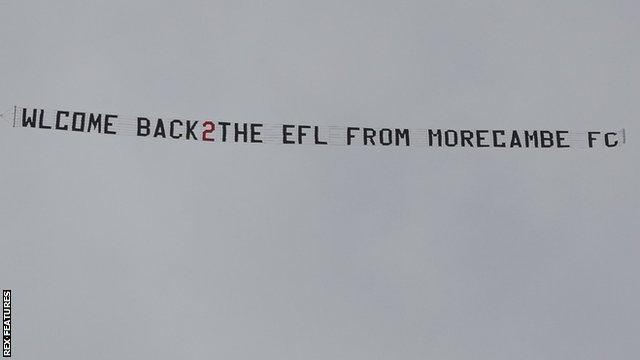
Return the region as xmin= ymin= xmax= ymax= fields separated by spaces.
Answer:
xmin=8 ymin=106 xmax=627 ymax=149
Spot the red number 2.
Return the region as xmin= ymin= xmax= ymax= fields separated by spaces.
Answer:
xmin=202 ymin=121 xmax=215 ymax=142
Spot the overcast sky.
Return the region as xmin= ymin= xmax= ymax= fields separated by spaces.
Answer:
xmin=1 ymin=1 xmax=639 ymax=359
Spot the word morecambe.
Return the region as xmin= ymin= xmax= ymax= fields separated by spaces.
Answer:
xmin=18 ymin=108 xmax=624 ymax=148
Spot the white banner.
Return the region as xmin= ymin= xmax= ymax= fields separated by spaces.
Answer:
xmin=9 ymin=106 xmax=627 ymax=149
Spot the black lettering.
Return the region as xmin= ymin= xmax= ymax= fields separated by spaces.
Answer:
xmin=186 ymin=121 xmax=198 ymax=140
xmin=104 ymin=114 xmax=117 ymax=135
xmin=476 ymin=130 xmax=489 ymax=147
xmin=282 ymin=125 xmax=295 ymax=144
xmin=556 ymin=131 xmax=569 ymax=148
xmin=38 ymin=109 xmax=50 ymax=129
xmin=461 ymin=130 xmax=473 ymax=147
xmin=21 ymin=108 xmax=38 ymax=127
xmin=298 ymin=125 xmax=311 ymax=144
xmin=234 ymin=123 xmax=248 ymax=142
xmin=170 ymin=120 xmax=183 ymax=139
xmin=510 ymin=131 xmax=522 ymax=147
xmin=363 ymin=128 xmax=375 ymax=145
xmin=395 ymin=129 xmax=410 ymax=146
xmin=55 ymin=111 xmax=69 ymax=130
xmin=347 ymin=127 xmax=359 ymax=145
xmin=88 ymin=114 xmax=102 ymax=133
xmin=588 ymin=131 xmax=600 ymax=148
xmin=218 ymin=122 xmax=230 ymax=142
xmin=428 ymin=129 xmax=442 ymax=147
xmin=540 ymin=131 xmax=554 ymax=148
xmin=314 ymin=126 xmax=327 ymax=145
xmin=605 ymin=132 xmax=618 ymax=147
xmin=379 ymin=128 xmax=392 ymax=145
xmin=493 ymin=130 xmax=506 ymax=147
xmin=444 ymin=130 xmax=458 ymax=147
xmin=524 ymin=131 xmax=538 ymax=147
xmin=71 ymin=112 xmax=85 ymax=132
xmin=251 ymin=123 xmax=263 ymax=143
xmin=153 ymin=119 xmax=166 ymax=138
xmin=137 ymin=117 xmax=150 ymax=136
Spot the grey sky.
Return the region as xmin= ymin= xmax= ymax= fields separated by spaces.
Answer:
xmin=0 ymin=1 xmax=639 ymax=359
